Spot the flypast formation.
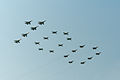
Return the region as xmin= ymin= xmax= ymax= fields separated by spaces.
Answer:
xmin=14 ymin=20 xmax=103 ymax=65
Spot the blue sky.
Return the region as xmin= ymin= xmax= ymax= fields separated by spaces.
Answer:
xmin=0 ymin=0 xmax=120 ymax=80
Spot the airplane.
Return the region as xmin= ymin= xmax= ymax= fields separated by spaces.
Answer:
xmin=63 ymin=32 xmax=69 ymax=35
xmin=88 ymin=57 xmax=93 ymax=60
xmin=72 ymin=49 xmax=77 ymax=52
xmin=96 ymin=52 xmax=101 ymax=55
xmin=68 ymin=60 xmax=73 ymax=64
xmin=38 ymin=48 xmax=43 ymax=50
xmin=80 ymin=45 xmax=85 ymax=48
xmin=25 ymin=20 xmax=32 ymax=25
xmin=64 ymin=54 xmax=69 ymax=58
xmin=38 ymin=20 xmax=46 ymax=25
xmin=58 ymin=44 xmax=63 ymax=47
xmin=49 ymin=50 xmax=54 ymax=53
xmin=14 ymin=39 xmax=21 ymax=43
xmin=35 ymin=41 xmax=40 ymax=45
xmin=52 ymin=31 xmax=57 ymax=34
xmin=22 ymin=32 xmax=29 ymax=37
xmin=93 ymin=46 xmax=98 ymax=50
xmin=67 ymin=37 xmax=72 ymax=40
xmin=31 ymin=26 xmax=39 ymax=30
xmin=43 ymin=37 xmax=49 ymax=40
xmin=81 ymin=61 xmax=86 ymax=64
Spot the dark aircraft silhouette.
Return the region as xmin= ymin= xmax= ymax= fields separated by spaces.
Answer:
xmin=58 ymin=44 xmax=63 ymax=47
xmin=22 ymin=32 xmax=29 ymax=37
xmin=63 ymin=32 xmax=69 ymax=35
xmin=81 ymin=61 xmax=86 ymax=64
xmin=93 ymin=46 xmax=98 ymax=50
xmin=72 ymin=49 xmax=77 ymax=52
xmin=35 ymin=42 xmax=40 ymax=45
xmin=80 ymin=45 xmax=85 ymax=48
xmin=96 ymin=52 xmax=101 ymax=55
xmin=88 ymin=57 xmax=93 ymax=60
xmin=67 ymin=37 xmax=72 ymax=40
xmin=52 ymin=31 xmax=57 ymax=34
xmin=31 ymin=26 xmax=39 ymax=30
xmin=43 ymin=37 xmax=49 ymax=40
xmin=38 ymin=20 xmax=46 ymax=25
xmin=14 ymin=39 xmax=21 ymax=43
xmin=25 ymin=20 xmax=32 ymax=25
xmin=38 ymin=48 xmax=43 ymax=50
xmin=49 ymin=50 xmax=54 ymax=53
xmin=64 ymin=54 xmax=69 ymax=58
xmin=68 ymin=60 xmax=73 ymax=64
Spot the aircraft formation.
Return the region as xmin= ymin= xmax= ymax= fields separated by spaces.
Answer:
xmin=14 ymin=20 xmax=102 ymax=65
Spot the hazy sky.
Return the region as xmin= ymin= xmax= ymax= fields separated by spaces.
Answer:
xmin=0 ymin=0 xmax=120 ymax=80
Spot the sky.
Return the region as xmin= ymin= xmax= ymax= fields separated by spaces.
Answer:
xmin=0 ymin=0 xmax=120 ymax=80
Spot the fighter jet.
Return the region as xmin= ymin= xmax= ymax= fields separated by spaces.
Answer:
xmin=43 ymin=37 xmax=49 ymax=40
xmin=22 ymin=32 xmax=29 ymax=37
xmin=63 ymin=32 xmax=69 ymax=35
xmin=64 ymin=54 xmax=69 ymax=58
xmin=96 ymin=52 xmax=101 ymax=55
xmin=58 ymin=44 xmax=63 ymax=47
xmin=35 ymin=41 xmax=40 ymax=45
xmin=38 ymin=48 xmax=43 ymax=50
xmin=68 ymin=60 xmax=73 ymax=64
xmin=49 ymin=50 xmax=54 ymax=53
xmin=14 ymin=39 xmax=21 ymax=43
xmin=80 ymin=45 xmax=85 ymax=48
xmin=88 ymin=57 xmax=93 ymax=60
xmin=72 ymin=49 xmax=77 ymax=52
xmin=52 ymin=31 xmax=57 ymax=34
xmin=25 ymin=20 xmax=32 ymax=25
xmin=67 ymin=37 xmax=72 ymax=40
xmin=93 ymin=46 xmax=98 ymax=50
xmin=38 ymin=20 xmax=46 ymax=25
xmin=81 ymin=61 xmax=86 ymax=64
xmin=31 ymin=26 xmax=39 ymax=31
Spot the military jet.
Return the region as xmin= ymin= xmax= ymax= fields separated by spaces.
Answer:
xmin=25 ymin=20 xmax=32 ymax=25
xmin=14 ymin=39 xmax=21 ymax=43
xmin=38 ymin=48 xmax=43 ymax=50
xmin=80 ymin=45 xmax=85 ymax=48
xmin=93 ymin=46 xmax=98 ymax=50
xmin=96 ymin=52 xmax=101 ymax=55
xmin=38 ymin=20 xmax=46 ymax=25
xmin=52 ymin=31 xmax=57 ymax=34
xmin=68 ymin=60 xmax=73 ymax=64
xmin=58 ymin=44 xmax=63 ymax=47
xmin=49 ymin=50 xmax=54 ymax=53
xmin=22 ymin=32 xmax=29 ymax=37
xmin=35 ymin=41 xmax=40 ymax=45
xmin=72 ymin=49 xmax=77 ymax=52
xmin=81 ymin=61 xmax=86 ymax=64
xmin=67 ymin=37 xmax=72 ymax=40
xmin=63 ymin=32 xmax=69 ymax=35
xmin=31 ymin=26 xmax=39 ymax=30
xmin=88 ymin=57 xmax=93 ymax=60
xmin=64 ymin=54 xmax=69 ymax=58
xmin=43 ymin=37 xmax=49 ymax=40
